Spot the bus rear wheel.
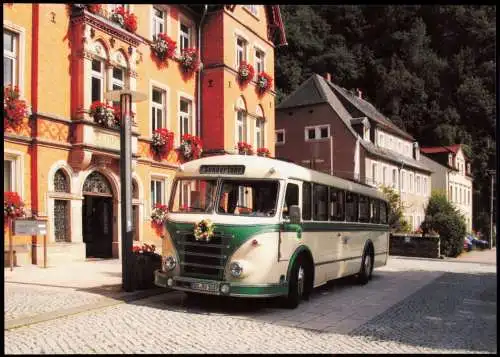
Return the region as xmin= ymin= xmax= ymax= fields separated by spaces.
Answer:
xmin=284 ymin=256 xmax=308 ymax=309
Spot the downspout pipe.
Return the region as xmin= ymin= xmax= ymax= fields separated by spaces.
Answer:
xmin=197 ymin=5 xmax=208 ymax=138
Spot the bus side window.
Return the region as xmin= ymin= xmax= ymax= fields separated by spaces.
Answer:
xmin=372 ymin=199 xmax=381 ymax=223
xmin=380 ymin=201 xmax=388 ymax=224
xmin=359 ymin=195 xmax=370 ymax=223
xmin=330 ymin=187 xmax=345 ymax=221
xmin=302 ymin=182 xmax=312 ymax=220
xmin=345 ymin=192 xmax=358 ymax=222
xmin=282 ymin=183 xmax=299 ymax=219
xmin=313 ymin=183 xmax=328 ymax=221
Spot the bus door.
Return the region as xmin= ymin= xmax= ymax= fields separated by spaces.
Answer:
xmin=279 ymin=180 xmax=303 ymax=262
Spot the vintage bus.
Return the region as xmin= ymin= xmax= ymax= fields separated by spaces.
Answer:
xmin=154 ymin=154 xmax=389 ymax=308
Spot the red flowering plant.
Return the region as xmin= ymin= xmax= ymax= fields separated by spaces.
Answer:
xmin=124 ymin=11 xmax=137 ymax=33
xmin=151 ymin=128 xmax=175 ymax=157
xmin=237 ymin=61 xmax=254 ymax=86
xmin=4 ymin=192 xmax=25 ymax=220
xmin=89 ymin=101 xmax=116 ymax=128
xmin=178 ymin=133 xmax=203 ymax=161
xmin=86 ymin=4 xmax=102 ymax=15
xmin=178 ymin=48 xmax=200 ymax=75
xmin=236 ymin=141 xmax=254 ymax=155
xmin=113 ymin=105 xmax=136 ymax=126
xmin=4 ymin=85 xmax=29 ymax=128
xmin=150 ymin=33 xmax=177 ymax=67
xmin=151 ymin=204 xmax=168 ymax=225
xmin=256 ymin=147 xmax=271 ymax=157
xmin=132 ymin=242 xmax=158 ymax=256
xmin=110 ymin=6 xmax=127 ymax=27
xmin=256 ymin=72 xmax=273 ymax=95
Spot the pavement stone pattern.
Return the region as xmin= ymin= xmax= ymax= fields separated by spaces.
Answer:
xmin=4 ymin=256 xmax=496 ymax=354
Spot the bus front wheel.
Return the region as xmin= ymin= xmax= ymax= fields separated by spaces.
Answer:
xmin=357 ymin=247 xmax=374 ymax=285
xmin=284 ymin=255 xmax=308 ymax=309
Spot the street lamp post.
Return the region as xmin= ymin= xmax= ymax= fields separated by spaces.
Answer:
xmin=105 ymin=89 xmax=146 ymax=292
xmin=487 ymin=169 xmax=496 ymax=249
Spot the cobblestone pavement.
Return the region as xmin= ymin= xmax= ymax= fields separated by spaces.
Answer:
xmin=4 ymin=256 xmax=496 ymax=354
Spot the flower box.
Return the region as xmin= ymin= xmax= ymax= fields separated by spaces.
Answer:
xmin=257 ymin=147 xmax=271 ymax=157
xmin=236 ymin=141 xmax=254 ymax=155
xmin=89 ymin=101 xmax=116 ymax=128
xmin=132 ymin=243 xmax=161 ymax=290
xmin=151 ymin=128 xmax=175 ymax=158
xmin=4 ymin=85 xmax=29 ymax=129
xmin=178 ymin=133 xmax=203 ymax=161
xmin=151 ymin=204 xmax=168 ymax=226
xmin=110 ymin=6 xmax=138 ymax=33
xmin=237 ymin=61 xmax=254 ymax=87
xmin=256 ymin=72 xmax=273 ymax=95
xmin=178 ymin=48 xmax=200 ymax=76
xmin=4 ymin=192 xmax=25 ymax=220
xmin=151 ymin=33 xmax=177 ymax=66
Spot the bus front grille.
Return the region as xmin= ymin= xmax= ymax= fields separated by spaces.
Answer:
xmin=175 ymin=231 xmax=232 ymax=281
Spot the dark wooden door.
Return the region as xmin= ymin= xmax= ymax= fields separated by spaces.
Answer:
xmin=83 ymin=196 xmax=113 ymax=258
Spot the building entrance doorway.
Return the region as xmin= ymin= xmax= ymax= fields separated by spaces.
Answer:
xmin=82 ymin=171 xmax=114 ymax=259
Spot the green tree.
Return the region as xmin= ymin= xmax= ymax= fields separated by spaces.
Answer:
xmin=422 ymin=191 xmax=467 ymax=257
xmin=380 ymin=186 xmax=411 ymax=233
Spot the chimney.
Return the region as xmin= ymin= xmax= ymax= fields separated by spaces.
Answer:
xmin=357 ymin=88 xmax=362 ymax=99
xmin=323 ymin=72 xmax=331 ymax=82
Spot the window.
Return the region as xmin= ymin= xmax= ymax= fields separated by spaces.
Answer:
xmin=302 ymin=182 xmax=312 ymax=220
xmin=392 ymin=169 xmax=397 ymax=189
xmin=283 ymin=183 xmax=299 ymax=219
xmin=372 ymin=200 xmax=381 ymax=224
xmin=151 ymin=87 xmax=166 ymax=132
xmin=359 ymin=195 xmax=371 ymax=223
xmin=275 ymin=129 xmax=285 ymax=145
xmin=216 ymin=180 xmax=278 ymax=216
xmin=378 ymin=132 xmax=384 ymax=147
xmin=416 ymin=175 xmax=420 ymax=194
xmin=236 ymin=37 xmax=247 ymax=68
xmin=91 ymin=59 xmax=104 ymax=102
xmin=330 ymin=187 xmax=345 ymax=221
xmin=313 ymin=184 xmax=328 ymax=221
xmin=364 ymin=126 xmax=370 ymax=141
xmin=244 ymin=5 xmax=258 ymax=16
xmin=380 ymin=201 xmax=388 ymax=224
xmin=459 ymin=187 xmax=463 ymax=204
xmin=255 ymin=48 xmax=265 ymax=75
xmin=449 ymin=184 xmax=452 ymax=201
xmin=179 ymin=98 xmax=193 ymax=138
xmin=236 ymin=109 xmax=247 ymax=143
xmin=345 ymin=192 xmax=358 ymax=222
xmin=180 ymin=22 xmax=191 ymax=51
xmin=152 ymin=7 xmax=165 ymax=40
xmin=423 ymin=177 xmax=428 ymax=196
xmin=409 ymin=173 xmax=413 ymax=193
xmin=454 ymin=186 xmax=458 ymax=203
xmin=401 ymin=171 xmax=405 ymax=192
xmin=151 ymin=179 xmax=165 ymax=208
xmin=111 ymin=66 xmax=125 ymax=108
xmin=255 ymin=118 xmax=265 ymax=149
xmin=4 ymin=160 xmax=13 ymax=192
xmin=4 ymin=29 xmax=17 ymax=86
xmin=382 ymin=167 xmax=387 ymax=186
xmin=372 ymin=163 xmax=377 ymax=184
xmin=170 ymin=179 xmax=217 ymax=212
xmin=304 ymin=125 xmax=330 ymax=141
xmin=109 ymin=4 xmax=130 ymax=13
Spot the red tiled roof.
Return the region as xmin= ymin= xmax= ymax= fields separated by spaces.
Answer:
xmin=420 ymin=144 xmax=462 ymax=155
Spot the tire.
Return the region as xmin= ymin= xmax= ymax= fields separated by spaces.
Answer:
xmin=357 ymin=247 xmax=374 ymax=285
xmin=284 ymin=255 xmax=307 ymax=309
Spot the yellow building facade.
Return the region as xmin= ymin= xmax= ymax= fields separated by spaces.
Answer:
xmin=3 ymin=4 xmax=286 ymax=265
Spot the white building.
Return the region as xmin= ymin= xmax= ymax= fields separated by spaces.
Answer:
xmin=420 ymin=145 xmax=474 ymax=232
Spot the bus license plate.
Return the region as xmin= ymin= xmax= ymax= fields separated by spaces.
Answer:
xmin=191 ymin=282 xmax=218 ymax=292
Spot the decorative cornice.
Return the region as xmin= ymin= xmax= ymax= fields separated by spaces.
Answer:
xmin=33 ymin=111 xmax=72 ymax=124
xmin=70 ymin=143 xmax=141 ymax=159
xmin=4 ymin=133 xmax=33 ymax=145
xmin=138 ymin=157 xmax=180 ymax=170
xmin=71 ymin=9 xmax=145 ymax=48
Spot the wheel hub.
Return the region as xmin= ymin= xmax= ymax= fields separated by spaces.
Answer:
xmin=297 ymin=266 xmax=304 ymax=297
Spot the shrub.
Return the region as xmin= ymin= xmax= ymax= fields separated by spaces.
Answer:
xmin=380 ymin=186 xmax=411 ymax=233
xmin=421 ymin=191 xmax=467 ymax=257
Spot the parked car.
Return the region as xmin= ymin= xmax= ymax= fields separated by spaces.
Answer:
xmin=464 ymin=236 xmax=473 ymax=251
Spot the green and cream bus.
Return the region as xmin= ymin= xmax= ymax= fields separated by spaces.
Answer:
xmin=154 ymin=154 xmax=389 ymax=308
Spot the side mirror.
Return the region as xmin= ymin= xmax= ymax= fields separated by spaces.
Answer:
xmin=289 ymin=205 xmax=301 ymax=224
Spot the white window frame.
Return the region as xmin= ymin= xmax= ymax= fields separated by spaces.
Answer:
xmin=178 ymin=15 xmax=194 ymax=52
xmin=149 ymin=174 xmax=170 ymax=216
xmin=254 ymin=47 xmax=265 ymax=78
xmin=4 ymin=22 xmax=26 ymax=96
xmin=378 ymin=132 xmax=384 ymax=148
xmin=243 ymin=5 xmax=259 ymax=17
xmin=401 ymin=171 xmax=406 ymax=192
xmin=4 ymin=29 xmax=17 ymax=87
xmin=151 ymin=87 xmax=166 ymax=133
xmin=275 ymin=129 xmax=285 ymax=145
xmin=363 ymin=125 xmax=370 ymax=141
xmin=392 ymin=168 xmax=397 ymax=189
xmin=4 ymin=149 xmax=24 ymax=199
xmin=149 ymin=80 xmax=170 ymax=137
xmin=372 ymin=163 xmax=378 ymax=185
xmin=111 ymin=66 xmax=125 ymax=91
xmin=255 ymin=117 xmax=265 ymax=149
xmin=409 ymin=173 xmax=414 ymax=193
xmin=179 ymin=97 xmax=194 ymax=140
xmin=151 ymin=6 xmax=166 ymax=40
xmin=382 ymin=166 xmax=387 ymax=186
xmin=235 ymin=109 xmax=248 ymax=144
xmin=177 ymin=92 xmax=196 ymax=145
xmin=108 ymin=4 xmax=131 ymax=13
xmin=416 ymin=175 xmax=420 ymax=194
xmin=304 ymin=125 xmax=330 ymax=141
xmin=91 ymin=58 xmax=105 ymax=103
xmin=234 ymin=31 xmax=249 ymax=69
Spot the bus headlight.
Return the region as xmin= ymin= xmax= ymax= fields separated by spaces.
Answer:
xmin=163 ymin=255 xmax=176 ymax=272
xmin=230 ymin=262 xmax=243 ymax=277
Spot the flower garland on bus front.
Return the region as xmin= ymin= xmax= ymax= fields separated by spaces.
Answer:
xmin=194 ymin=219 xmax=215 ymax=242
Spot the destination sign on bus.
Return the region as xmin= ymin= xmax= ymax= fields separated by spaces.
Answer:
xmin=199 ymin=165 xmax=245 ymax=175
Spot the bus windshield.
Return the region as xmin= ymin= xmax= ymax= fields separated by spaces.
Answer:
xmin=216 ymin=179 xmax=279 ymax=217
xmin=169 ymin=178 xmax=217 ymax=213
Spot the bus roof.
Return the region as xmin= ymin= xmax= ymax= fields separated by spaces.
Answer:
xmin=177 ymin=154 xmax=387 ymax=202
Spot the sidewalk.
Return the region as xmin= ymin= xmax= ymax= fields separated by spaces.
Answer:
xmin=456 ymin=247 xmax=497 ymax=265
xmin=4 ymin=259 xmax=168 ymax=330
